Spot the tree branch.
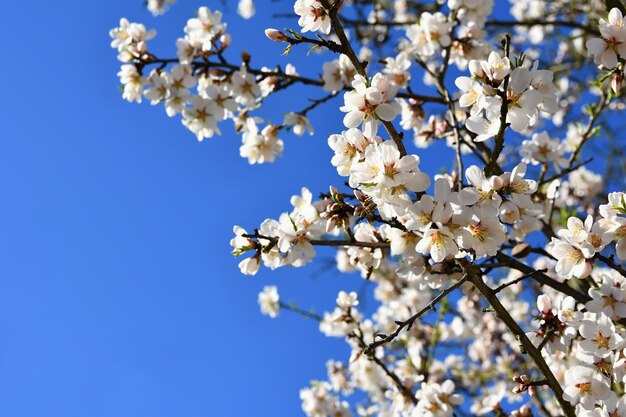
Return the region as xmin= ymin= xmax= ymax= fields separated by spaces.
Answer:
xmin=495 ymin=252 xmax=591 ymax=304
xmin=469 ymin=273 xmax=576 ymax=417
xmin=363 ymin=274 xmax=469 ymax=355
xmin=320 ymin=0 xmax=408 ymax=156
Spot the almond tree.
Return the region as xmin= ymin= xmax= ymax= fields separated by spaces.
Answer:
xmin=112 ymin=1 xmax=626 ymax=415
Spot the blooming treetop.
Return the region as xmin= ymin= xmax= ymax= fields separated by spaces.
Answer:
xmin=114 ymin=1 xmax=626 ymax=416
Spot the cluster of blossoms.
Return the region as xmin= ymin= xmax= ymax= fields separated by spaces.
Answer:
xmin=403 ymin=4 xmax=491 ymax=67
xmin=520 ymin=131 xmax=569 ymax=170
xmin=231 ymin=187 xmax=326 ymax=274
xmin=548 ymin=192 xmax=626 ymax=280
xmin=116 ymin=2 xmax=626 ymax=417
xmin=455 ymin=51 xmax=559 ymax=142
xmin=340 ymin=73 xmax=401 ymax=138
xmin=587 ymin=8 xmax=626 ymax=69
xmin=110 ymin=7 xmax=312 ymax=163
xmin=527 ymin=275 xmax=626 ymax=414
xmin=233 ymin=156 xmax=543 ymax=286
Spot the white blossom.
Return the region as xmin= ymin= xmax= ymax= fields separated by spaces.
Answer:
xmin=258 ymin=286 xmax=280 ymax=318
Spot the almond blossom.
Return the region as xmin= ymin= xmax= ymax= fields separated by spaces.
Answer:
xmin=587 ymin=8 xmax=626 ymax=68
xmin=563 ymin=366 xmax=610 ymax=409
xmin=294 ymin=0 xmax=332 ymax=35
xmin=340 ymin=74 xmax=400 ymax=138
xmin=258 ymin=286 xmax=280 ymax=318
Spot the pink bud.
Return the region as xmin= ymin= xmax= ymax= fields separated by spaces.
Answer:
xmin=326 ymin=218 xmax=336 ymax=233
xmin=220 ymin=33 xmax=231 ymax=48
xmin=537 ymin=294 xmax=552 ymax=315
xmin=264 ymin=28 xmax=289 ymax=42
xmin=612 ymin=72 xmax=623 ymax=94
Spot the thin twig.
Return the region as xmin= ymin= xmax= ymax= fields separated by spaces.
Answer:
xmin=494 ymin=268 xmax=549 ymax=293
xmin=279 ymin=302 xmax=323 ymax=321
xmin=596 ymin=253 xmax=626 ymax=277
xmin=363 ymin=274 xmax=469 ymax=355
xmin=495 ymin=252 xmax=590 ymax=304
xmin=319 ymin=0 xmax=408 ymax=156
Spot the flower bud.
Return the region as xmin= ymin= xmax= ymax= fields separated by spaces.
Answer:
xmin=238 ymin=255 xmax=260 ymax=276
xmin=354 ymin=189 xmax=366 ymax=201
xmin=241 ymin=50 xmax=251 ymax=65
xmin=264 ymin=28 xmax=290 ymax=42
xmin=612 ymin=71 xmax=623 ymax=94
xmin=537 ymin=294 xmax=552 ymax=315
xmin=220 ymin=33 xmax=231 ymax=49
xmin=329 ymin=185 xmax=342 ymax=202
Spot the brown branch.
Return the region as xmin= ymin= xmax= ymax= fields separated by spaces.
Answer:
xmin=284 ymin=32 xmax=343 ymax=53
xmin=567 ymin=89 xmax=609 ymax=168
xmin=279 ymin=302 xmax=323 ymax=321
xmin=485 ymin=19 xmax=600 ymax=36
xmin=297 ymin=92 xmax=339 ymax=116
xmin=495 ymin=252 xmax=591 ymax=304
xmin=142 ymin=56 xmax=444 ymax=103
xmin=341 ymin=18 xmax=600 ymax=36
xmin=469 ymin=272 xmax=576 ymax=417
xmin=242 ymin=233 xmax=390 ymax=250
xmin=493 ymin=268 xmax=549 ymax=293
xmin=595 ymin=252 xmax=626 ymax=277
xmin=363 ymin=274 xmax=469 ymax=355
xmin=319 ymin=0 xmax=408 ymax=156
xmin=350 ymin=325 xmax=418 ymax=404
xmin=538 ymin=157 xmax=593 ymax=187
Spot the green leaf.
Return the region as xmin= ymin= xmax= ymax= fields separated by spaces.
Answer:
xmin=307 ymin=44 xmax=320 ymax=56
xmin=232 ymin=245 xmax=255 ymax=256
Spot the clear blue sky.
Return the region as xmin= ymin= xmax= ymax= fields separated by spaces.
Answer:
xmin=0 ymin=1 xmax=543 ymax=416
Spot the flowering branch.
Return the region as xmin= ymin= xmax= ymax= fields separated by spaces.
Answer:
xmin=484 ymin=35 xmax=511 ymax=177
xmin=493 ymin=268 xmax=549 ymax=293
xmin=495 ymin=252 xmax=591 ymax=304
xmin=469 ymin=272 xmax=577 ymax=417
xmin=363 ymin=274 xmax=469 ymax=355
xmin=319 ymin=0 xmax=408 ymax=156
